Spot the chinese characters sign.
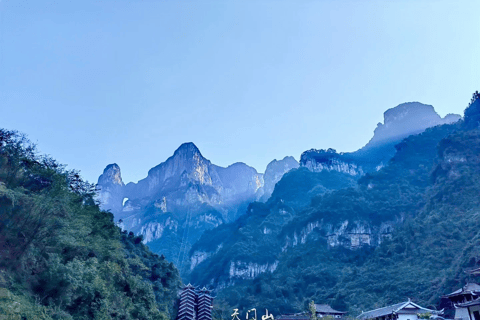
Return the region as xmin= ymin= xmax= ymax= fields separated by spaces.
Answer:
xmin=232 ymin=308 xmax=274 ymax=320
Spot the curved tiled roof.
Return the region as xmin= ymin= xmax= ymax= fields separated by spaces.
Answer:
xmin=277 ymin=314 xmax=310 ymax=320
xmin=357 ymin=301 xmax=441 ymax=320
xmin=315 ymin=305 xmax=347 ymax=314
xmin=456 ymin=298 xmax=480 ymax=308
xmin=443 ymin=283 xmax=480 ymax=298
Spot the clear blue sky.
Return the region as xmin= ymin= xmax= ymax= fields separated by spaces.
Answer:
xmin=1 ymin=0 xmax=479 ymax=184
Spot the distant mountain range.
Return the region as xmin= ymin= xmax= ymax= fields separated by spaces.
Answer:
xmin=300 ymin=102 xmax=461 ymax=175
xmin=96 ymin=143 xmax=265 ymax=269
xmin=184 ymin=94 xmax=480 ymax=317
xmin=96 ymin=101 xmax=460 ymax=274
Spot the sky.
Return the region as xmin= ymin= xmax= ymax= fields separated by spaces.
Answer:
xmin=0 ymin=0 xmax=479 ymax=184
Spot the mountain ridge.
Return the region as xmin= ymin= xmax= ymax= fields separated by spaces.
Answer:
xmin=96 ymin=100 xmax=461 ymax=279
xmin=184 ymin=93 xmax=478 ymax=317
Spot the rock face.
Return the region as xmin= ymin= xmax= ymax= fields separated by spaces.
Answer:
xmin=300 ymin=102 xmax=461 ymax=175
xmin=260 ymin=156 xmax=299 ymax=201
xmin=96 ymin=164 xmax=125 ymax=214
xmin=96 ymin=142 xmax=264 ymax=264
xmin=188 ymin=203 xmax=398 ymax=288
xmin=281 ymin=219 xmax=397 ymax=252
xmin=117 ymin=143 xmax=264 ymax=219
xmin=213 ymin=162 xmax=264 ymax=205
xmin=300 ymin=148 xmax=363 ymax=176
xmin=228 ymin=261 xmax=279 ymax=280
xmin=365 ymin=102 xmax=460 ymax=148
xmin=187 ymin=101 xmax=462 ymax=290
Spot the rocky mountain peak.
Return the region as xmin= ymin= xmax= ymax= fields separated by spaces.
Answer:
xmin=300 ymin=103 xmax=461 ymax=176
xmin=143 ymin=142 xmax=214 ymax=188
xmin=260 ymin=156 xmax=300 ymax=201
xmin=95 ymin=163 xmax=125 ymax=215
xmin=97 ymin=163 xmax=124 ymax=187
xmin=367 ymin=102 xmax=460 ymax=147
xmin=173 ymin=142 xmax=202 ymax=158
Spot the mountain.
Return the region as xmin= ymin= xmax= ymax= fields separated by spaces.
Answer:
xmin=0 ymin=129 xmax=181 ymax=319
xmin=95 ymin=101 xmax=460 ymax=276
xmin=188 ymin=120 xmax=457 ymax=289
xmin=96 ymin=142 xmax=264 ymax=268
xmin=259 ymin=156 xmax=300 ymax=201
xmin=185 ymin=99 xmax=471 ymax=315
xmin=96 ymin=163 xmax=125 ymax=214
xmin=365 ymin=102 xmax=460 ymax=147
xmin=301 ymin=102 xmax=461 ymax=175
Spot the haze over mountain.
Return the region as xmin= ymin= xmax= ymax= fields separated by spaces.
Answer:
xmin=96 ymin=142 xmax=268 ymax=270
xmin=96 ymin=101 xmax=460 ymax=276
xmin=181 ymin=101 xmax=461 ymax=293
xmin=185 ymin=95 xmax=475 ymax=317
xmin=301 ymin=102 xmax=461 ymax=175
xmin=259 ymin=156 xmax=299 ymax=201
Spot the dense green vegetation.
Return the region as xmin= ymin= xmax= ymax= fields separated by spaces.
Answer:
xmin=193 ymin=95 xmax=480 ymax=318
xmin=0 ymin=130 xmax=181 ymax=319
xmin=189 ymin=169 xmax=357 ymax=283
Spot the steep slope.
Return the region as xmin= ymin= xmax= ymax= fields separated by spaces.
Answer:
xmin=0 ymin=129 xmax=181 ymax=320
xmin=187 ymin=168 xmax=358 ymax=284
xmin=187 ymin=95 xmax=476 ymax=316
xmin=259 ymin=156 xmax=300 ymax=201
xmin=96 ymin=163 xmax=125 ymax=214
xmin=301 ymin=102 xmax=461 ymax=175
xmin=189 ymin=121 xmax=457 ymax=293
xmin=96 ymin=142 xmax=264 ymax=266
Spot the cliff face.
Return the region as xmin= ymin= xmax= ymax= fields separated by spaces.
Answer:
xmin=281 ymin=219 xmax=397 ymax=252
xmin=96 ymin=142 xmax=264 ymax=263
xmin=189 ymin=215 xmax=398 ymax=287
xmin=187 ymin=108 xmax=461 ymax=293
xmin=259 ymin=156 xmax=299 ymax=201
xmin=96 ymin=163 xmax=125 ymax=214
xmin=300 ymin=149 xmax=363 ymax=176
xmin=366 ymin=102 xmax=460 ymax=147
xmin=300 ymin=103 xmax=461 ymax=175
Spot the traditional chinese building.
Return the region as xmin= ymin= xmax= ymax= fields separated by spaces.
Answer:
xmin=177 ymin=284 xmax=213 ymax=320
xmin=178 ymin=284 xmax=197 ymax=320
xmin=197 ymin=287 xmax=213 ymax=320
xmin=357 ymin=299 xmax=443 ymax=320
xmin=455 ymin=299 xmax=480 ymax=320
xmin=276 ymin=305 xmax=346 ymax=320
xmin=276 ymin=313 xmax=310 ymax=320
xmin=315 ymin=304 xmax=347 ymax=318
xmin=443 ymin=283 xmax=480 ymax=320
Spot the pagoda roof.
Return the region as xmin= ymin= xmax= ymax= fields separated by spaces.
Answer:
xmin=315 ymin=304 xmax=346 ymax=314
xmin=467 ymin=267 xmax=480 ymax=275
xmin=358 ymin=300 xmax=442 ymax=320
xmin=443 ymin=283 xmax=480 ymax=298
xmin=456 ymin=298 xmax=480 ymax=308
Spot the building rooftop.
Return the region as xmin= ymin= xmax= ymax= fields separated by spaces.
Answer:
xmin=443 ymin=283 xmax=480 ymax=298
xmin=466 ymin=267 xmax=480 ymax=275
xmin=315 ymin=305 xmax=347 ymax=314
xmin=357 ymin=300 xmax=441 ymax=320
xmin=184 ymin=283 xmax=196 ymax=289
xmin=456 ymin=298 xmax=480 ymax=308
xmin=277 ymin=313 xmax=310 ymax=320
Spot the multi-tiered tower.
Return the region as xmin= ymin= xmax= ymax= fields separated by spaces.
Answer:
xmin=177 ymin=284 xmax=197 ymax=320
xmin=177 ymin=284 xmax=213 ymax=320
xmin=197 ymin=287 xmax=213 ymax=320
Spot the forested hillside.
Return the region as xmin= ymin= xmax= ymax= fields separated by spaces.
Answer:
xmin=0 ymin=130 xmax=181 ymax=319
xmin=190 ymin=93 xmax=480 ymax=317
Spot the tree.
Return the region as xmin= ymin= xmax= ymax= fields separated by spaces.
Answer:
xmin=309 ymin=301 xmax=317 ymax=320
